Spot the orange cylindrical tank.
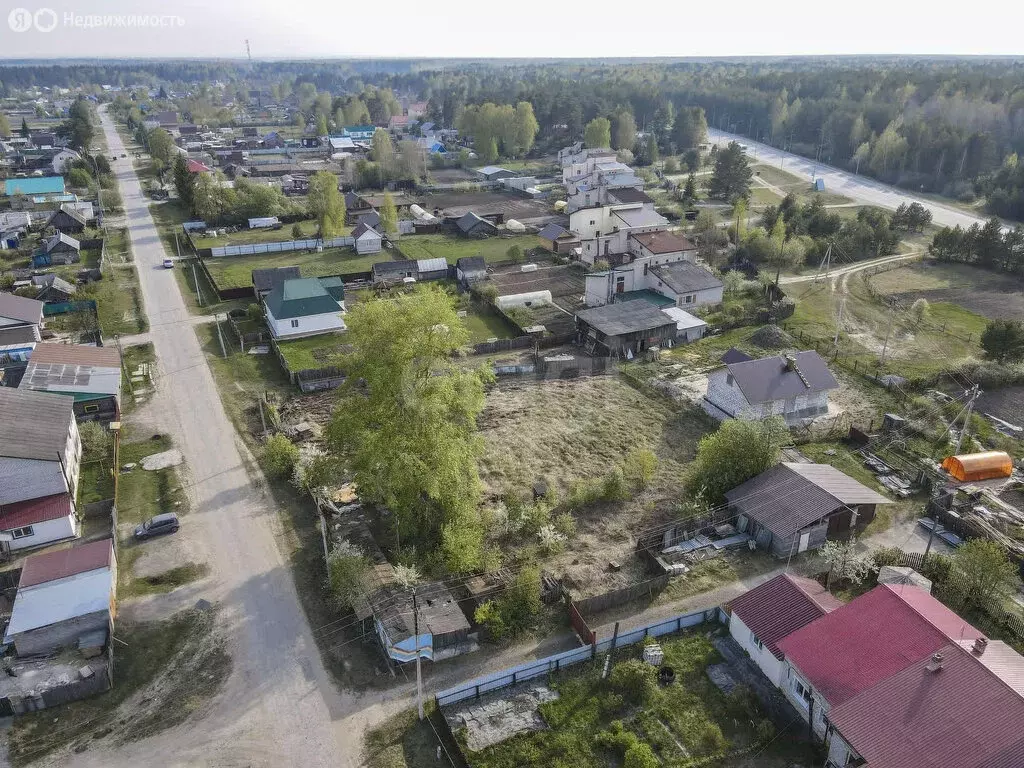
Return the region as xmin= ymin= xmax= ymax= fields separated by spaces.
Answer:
xmin=941 ymin=451 xmax=1013 ymax=482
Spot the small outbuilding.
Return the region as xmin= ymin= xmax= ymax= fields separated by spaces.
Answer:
xmin=352 ymin=222 xmax=383 ymax=255
xmin=46 ymin=204 xmax=87 ymax=234
xmin=575 ymin=301 xmax=678 ymax=357
xmin=455 ymin=256 xmax=487 ymax=287
xmin=537 ymin=223 xmax=582 ymax=256
xmin=454 ymin=211 xmax=499 ymax=238
xmin=33 ymin=232 xmax=81 ymax=267
xmin=475 ymin=166 xmax=516 ymax=182
xmin=373 ymin=580 xmax=474 ymax=662
xmin=252 ymin=266 xmax=301 ymax=299
xmin=941 ymin=451 xmax=1013 ymax=482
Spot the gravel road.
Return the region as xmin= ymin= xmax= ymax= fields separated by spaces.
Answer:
xmin=56 ymin=107 xmax=380 ymax=768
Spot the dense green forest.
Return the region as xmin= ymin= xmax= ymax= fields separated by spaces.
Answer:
xmin=5 ymin=58 xmax=1024 ymax=218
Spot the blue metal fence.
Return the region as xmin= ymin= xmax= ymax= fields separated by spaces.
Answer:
xmin=434 ymin=607 xmax=726 ymax=707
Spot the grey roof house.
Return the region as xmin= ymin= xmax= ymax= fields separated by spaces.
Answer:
xmin=0 ymin=292 xmax=44 ymax=345
xmin=455 ymin=256 xmax=487 ymax=287
xmin=31 ymin=274 xmax=77 ymax=302
xmin=726 ymin=463 xmax=892 ymax=557
xmin=373 ymin=580 xmax=475 ymax=662
xmin=454 ymin=211 xmax=498 ymax=238
xmin=0 ymin=387 xmax=82 ymax=507
xmin=46 ymin=204 xmax=87 ymax=234
xmin=704 ymin=350 xmax=839 ymax=425
xmin=252 ymin=266 xmax=301 ymax=298
xmin=648 ymin=261 xmax=724 ymax=308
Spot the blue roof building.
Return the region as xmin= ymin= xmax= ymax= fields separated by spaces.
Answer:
xmin=4 ymin=177 xmax=66 ymax=197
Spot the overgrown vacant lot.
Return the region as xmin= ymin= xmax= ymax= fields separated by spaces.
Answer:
xmin=869 ymin=261 xmax=1024 ymax=322
xmin=478 ymin=375 xmax=708 ymax=500
xmin=397 ymin=233 xmax=542 ymax=264
xmin=191 ymin=218 xmax=332 ymax=249
xmin=460 ymin=630 xmax=815 ymax=768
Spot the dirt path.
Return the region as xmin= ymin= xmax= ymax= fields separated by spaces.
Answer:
xmin=47 ymin=106 xmax=389 ymax=768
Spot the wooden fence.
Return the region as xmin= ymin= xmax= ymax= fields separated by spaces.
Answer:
xmin=570 ymin=574 xmax=672 ymax=618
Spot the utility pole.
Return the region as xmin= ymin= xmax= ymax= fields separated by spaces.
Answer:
xmin=215 ymin=313 xmax=227 ymax=358
xmin=193 ymin=260 xmax=204 ymax=307
xmin=879 ymin=305 xmax=896 ymax=365
xmin=114 ymin=334 xmax=134 ymax=401
xmin=814 ymin=242 xmax=833 ymax=282
xmin=953 ymin=384 xmax=982 ymax=455
xmin=834 ymin=293 xmax=846 ymax=347
xmin=412 ymin=590 xmax=424 ymax=721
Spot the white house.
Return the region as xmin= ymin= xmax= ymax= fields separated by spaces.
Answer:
xmin=0 ymin=493 xmax=78 ymax=552
xmin=559 ymin=145 xmax=618 ymax=184
xmin=726 ymin=573 xmax=841 ymax=686
xmin=352 ymin=222 xmax=382 ymax=255
xmin=263 ymin=277 xmax=346 ymax=340
xmin=50 ymin=148 xmax=81 ymax=175
xmin=0 ymin=387 xmax=82 ymax=508
xmin=568 ymin=202 xmax=669 ymax=265
xmin=703 ymin=351 xmax=839 ymax=425
xmin=584 ymin=246 xmax=721 ymax=310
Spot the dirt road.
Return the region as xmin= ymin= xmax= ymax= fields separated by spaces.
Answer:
xmin=58 ymin=107 xmax=382 ymax=768
xmin=779 ymin=251 xmax=922 ymax=285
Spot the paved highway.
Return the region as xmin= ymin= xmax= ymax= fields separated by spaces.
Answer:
xmin=707 ymin=128 xmax=998 ymax=232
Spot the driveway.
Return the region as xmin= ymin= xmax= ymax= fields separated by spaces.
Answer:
xmin=55 ymin=108 xmax=378 ymax=768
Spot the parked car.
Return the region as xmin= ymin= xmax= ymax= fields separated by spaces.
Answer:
xmin=162 ymin=258 xmax=174 ymax=269
xmin=134 ymin=512 xmax=179 ymax=539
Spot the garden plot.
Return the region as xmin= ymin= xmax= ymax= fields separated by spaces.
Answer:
xmin=454 ymin=630 xmax=816 ymax=768
xmin=869 ymin=261 xmax=1024 ymax=322
xmin=415 ymin=189 xmax=555 ymax=223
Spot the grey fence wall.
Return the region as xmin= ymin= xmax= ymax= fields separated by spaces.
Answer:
xmin=434 ymin=606 xmax=726 ymax=707
xmin=571 ymin=574 xmax=672 ymax=617
xmin=209 ymin=235 xmax=355 ymax=258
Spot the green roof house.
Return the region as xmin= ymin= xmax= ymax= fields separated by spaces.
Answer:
xmin=263 ymin=277 xmax=346 ymax=340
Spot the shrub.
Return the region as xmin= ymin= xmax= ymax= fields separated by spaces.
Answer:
xmin=552 ymin=511 xmax=577 ymax=538
xmin=622 ymin=447 xmax=658 ymax=490
xmin=609 ymin=659 xmax=656 ymax=703
xmin=246 ymin=303 xmax=263 ymax=322
xmin=262 ymin=434 xmax=299 ymax=478
xmin=474 ymin=600 xmax=507 ymax=640
xmin=624 ymin=743 xmax=659 ymax=768
xmin=506 ymin=244 xmax=524 ymax=263
xmin=538 ymin=524 xmax=567 ymax=554
xmin=695 ymin=722 xmax=729 ymax=756
xmin=565 ymin=478 xmax=604 ymax=512
xmin=79 ymin=421 xmax=111 ymax=459
xmin=755 ymin=718 xmax=776 ymax=743
xmin=326 ymin=541 xmax=369 ymax=608
xmin=872 ymin=547 xmax=904 ymax=568
xmin=291 ymin=223 xmax=303 ymax=239
xmin=602 ymin=468 xmax=630 ymax=502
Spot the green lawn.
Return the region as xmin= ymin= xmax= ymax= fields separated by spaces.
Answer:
xmin=191 ymin=219 xmax=343 ymax=249
xmin=397 ymin=233 xmax=542 ymax=264
xmin=117 ymin=434 xmax=189 ymax=528
xmin=203 ymin=247 xmax=386 ymax=290
xmin=276 ymin=333 xmax=349 ymax=372
xmin=455 ymin=296 xmax=519 ymax=343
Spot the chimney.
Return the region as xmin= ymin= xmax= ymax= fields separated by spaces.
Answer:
xmin=784 ymin=354 xmax=811 ymax=388
xmin=926 ymin=652 xmax=945 ymax=673
xmin=972 ymin=637 xmax=988 ymax=657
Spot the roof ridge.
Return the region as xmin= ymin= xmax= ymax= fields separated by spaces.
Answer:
xmin=883 ymin=582 xmax=980 ymax=644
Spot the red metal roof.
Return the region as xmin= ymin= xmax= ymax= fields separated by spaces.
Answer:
xmin=19 ymin=538 xmax=113 ymax=588
xmin=829 ymin=643 xmax=1024 ymax=768
xmin=777 ymin=584 xmax=982 ymax=706
xmin=727 ymin=573 xmax=843 ymax=659
xmin=185 ymin=159 xmax=212 ymax=173
xmin=0 ymin=493 xmax=73 ymax=530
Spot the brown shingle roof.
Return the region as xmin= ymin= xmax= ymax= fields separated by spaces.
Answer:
xmin=19 ymin=538 xmax=113 ymax=588
xmin=29 ymin=342 xmax=120 ymax=368
xmin=630 ymin=230 xmax=696 ymax=255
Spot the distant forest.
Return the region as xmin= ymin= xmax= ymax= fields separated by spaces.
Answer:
xmin=4 ymin=58 xmax=1023 ymax=218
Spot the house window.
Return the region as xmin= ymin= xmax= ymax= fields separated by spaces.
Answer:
xmin=750 ymin=631 xmax=764 ymax=651
xmin=290 ymin=319 xmax=299 ymax=328
xmin=84 ymin=404 xmax=100 ymax=413
xmin=726 ymin=373 xmax=734 ymax=386
xmin=792 ymin=678 xmax=813 ymax=709
xmin=11 ymin=526 xmax=34 ymax=539
xmin=684 ymin=294 xmax=695 ymax=304
xmin=643 ymin=263 xmax=648 ymax=276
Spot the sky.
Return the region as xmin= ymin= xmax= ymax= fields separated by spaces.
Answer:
xmin=1 ymin=0 xmax=1022 ymax=59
